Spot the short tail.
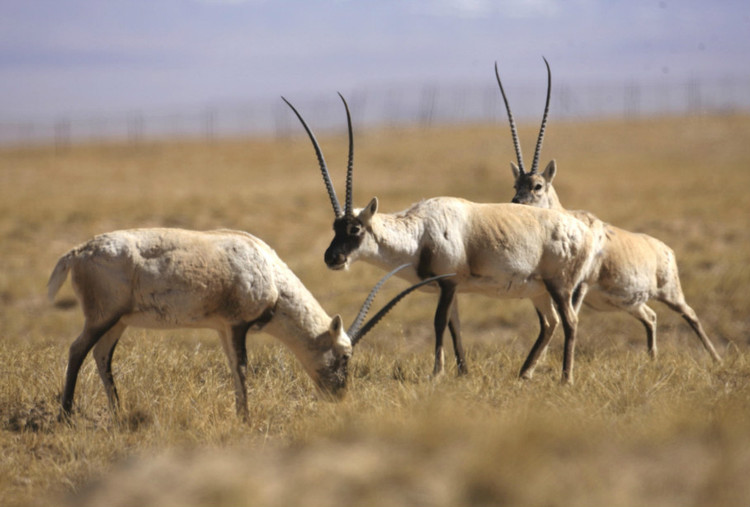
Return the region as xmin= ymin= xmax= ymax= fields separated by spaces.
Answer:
xmin=47 ymin=251 xmax=75 ymax=301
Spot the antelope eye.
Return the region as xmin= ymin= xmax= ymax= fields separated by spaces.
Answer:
xmin=534 ymin=183 xmax=544 ymax=191
xmin=348 ymin=224 xmax=361 ymax=235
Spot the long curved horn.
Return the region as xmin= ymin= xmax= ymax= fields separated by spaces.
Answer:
xmin=495 ymin=61 xmax=526 ymax=174
xmin=282 ymin=96 xmax=343 ymax=218
xmin=347 ymin=264 xmax=410 ymax=338
xmin=350 ymin=271 xmax=455 ymax=347
xmin=530 ymin=57 xmax=552 ymax=174
xmin=338 ymin=92 xmax=354 ymax=216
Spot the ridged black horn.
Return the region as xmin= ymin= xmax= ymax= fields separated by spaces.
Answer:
xmin=338 ymin=92 xmax=355 ymax=216
xmin=347 ymin=264 xmax=410 ymax=338
xmin=530 ymin=57 xmax=552 ymax=174
xmin=282 ymin=96 xmax=343 ymax=218
xmin=350 ymin=272 xmax=455 ymax=347
xmin=495 ymin=61 xmax=526 ymax=175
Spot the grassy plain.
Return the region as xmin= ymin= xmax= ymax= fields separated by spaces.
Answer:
xmin=1 ymin=114 xmax=749 ymax=506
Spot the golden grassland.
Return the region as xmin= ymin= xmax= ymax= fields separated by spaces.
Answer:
xmin=1 ymin=114 xmax=749 ymax=506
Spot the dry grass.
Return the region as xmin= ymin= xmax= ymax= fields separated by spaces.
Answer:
xmin=1 ymin=114 xmax=749 ymax=506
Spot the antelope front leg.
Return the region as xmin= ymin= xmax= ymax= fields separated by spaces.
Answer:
xmin=519 ymin=293 xmax=559 ymax=380
xmin=432 ymin=282 xmax=457 ymax=377
xmin=448 ymin=300 xmax=468 ymax=375
xmin=546 ymin=286 xmax=579 ymax=385
xmin=219 ymin=324 xmax=252 ymax=422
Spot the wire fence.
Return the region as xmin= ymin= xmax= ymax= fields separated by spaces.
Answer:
xmin=1 ymin=76 xmax=749 ymax=149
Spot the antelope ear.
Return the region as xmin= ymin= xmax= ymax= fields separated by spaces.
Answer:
xmin=542 ymin=160 xmax=557 ymax=183
xmin=358 ymin=197 xmax=378 ymax=226
xmin=329 ymin=314 xmax=352 ymax=353
xmin=329 ymin=314 xmax=343 ymax=336
xmin=511 ymin=161 xmax=521 ymax=180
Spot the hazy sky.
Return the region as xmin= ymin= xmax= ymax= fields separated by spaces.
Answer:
xmin=1 ymin=0 xmax=748 ymax=120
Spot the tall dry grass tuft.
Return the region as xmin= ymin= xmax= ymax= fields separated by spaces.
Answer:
xmin=1 ymin=115 xmax=749 ymax=506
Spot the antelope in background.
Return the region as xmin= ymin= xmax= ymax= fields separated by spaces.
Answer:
xmin=48 ymin=228 xmax=448 ymax=421
xmin=283 ymin=93 xmax=606 ymax=384
xmin=495 ymin=58 xmax=722 ymax=364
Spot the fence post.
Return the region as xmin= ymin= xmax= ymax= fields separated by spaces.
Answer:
xmin=687 ymin=79 xmax=702 ymax=114
xmin=557 ymin=84 xmax=571 ymax=119
xmin=624 ymin=82 xmax=641 ymax=119
xmin=274 ymin=101 xmax=290 ymax=141
xmin=54 ymin=117 xmax=71 ymax=153
xmin=204 ymin=108 xmax=216 ymax=142
xmin=419 ymin=85 xmax=437 ymax=127
xmin=128 ymin=112 xmax=144 ymax=145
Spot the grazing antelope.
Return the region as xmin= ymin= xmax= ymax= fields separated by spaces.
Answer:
xmin=496 ymin=58 xmax=721 ymax=364
xmin=283 ymin=94 xmax=605 ymax=383
xmin=48 ymin=228 xmax=447 ymax=420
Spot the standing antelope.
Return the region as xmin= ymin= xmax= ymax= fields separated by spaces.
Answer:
xmin=283 ymin=94 xmax=605 ymax=383
xmin=48 ymin=228 xmax=447 ymax=420
xmin=496 ymin=58 xmax=721 ymax=364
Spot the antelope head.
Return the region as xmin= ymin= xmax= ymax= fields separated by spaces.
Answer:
xmin=282 ymin=93 xmax=378 ymax=270
xmin=314 ymin=264 xmax=452 ymax=399
xmin=497 ymin=58 xmax=561 ymax=210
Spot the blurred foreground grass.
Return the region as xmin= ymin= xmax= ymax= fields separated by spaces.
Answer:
xmin=1 ymin=114 xmax=749 ymax=506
